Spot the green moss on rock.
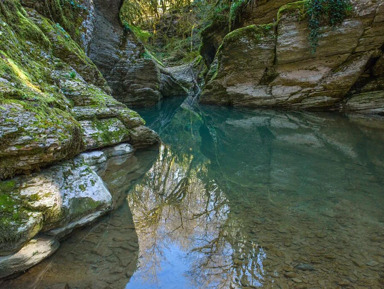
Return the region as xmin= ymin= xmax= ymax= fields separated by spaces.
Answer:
xmin=221 ymin=24 xmax=275 ymax=47
xmin=277 ymin=0 xmax=308 ymax=22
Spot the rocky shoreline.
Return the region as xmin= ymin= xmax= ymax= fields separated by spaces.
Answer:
xmin=0 ymin=0 xmax=164 ymax=278
xmin=0 ymin=142 xmax=159 ymax=279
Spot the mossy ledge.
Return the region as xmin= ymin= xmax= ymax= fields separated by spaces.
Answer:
xmin=0 ymin=0 xmax=159 ymax=181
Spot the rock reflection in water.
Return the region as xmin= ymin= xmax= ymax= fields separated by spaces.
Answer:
xmin=127 ymin=103 xmax=384 ymax=288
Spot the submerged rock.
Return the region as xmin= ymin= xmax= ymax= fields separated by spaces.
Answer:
xmin=295 ymin=263 xmax=315 ymax=271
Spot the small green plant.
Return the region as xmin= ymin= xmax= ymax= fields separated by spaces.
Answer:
xmin=67 ymin=71 xmax=76 ymax=79
xmin=142 ymin=50 xmax=152 ymax=60
xmin=307 ymin=0 xmax=352 ymax=52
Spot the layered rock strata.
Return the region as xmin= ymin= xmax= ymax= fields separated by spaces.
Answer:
xmin=201 ymin=0 xmax=384 ymax=114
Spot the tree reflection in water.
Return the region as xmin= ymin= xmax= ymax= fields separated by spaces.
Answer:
xmin=127 ymin=101 xmax=384 ymax=288
xmin=126 ymin=143 xmax=267 ymax=289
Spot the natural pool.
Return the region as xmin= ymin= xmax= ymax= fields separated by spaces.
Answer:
xmin=2 ymin=97 xmax=384 ymax=288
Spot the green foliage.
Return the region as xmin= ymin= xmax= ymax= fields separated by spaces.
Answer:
xmin=277 ymin=1 xmax=308 ymax=22
xmin=123 ymin=21 xmax=152 ymax=44
xmin=68 ymin=71 xmax=76 ymax=79
xmin=120 ymin=0 xmax=216 ymax=65
xmin=229 ymin=0 xmax=250 ymax=30
xmin=307 ymin=0 xmax=352 ymax=52
xmin=25 ymin=0 xmax=90 ymax=45
xmin=143 ymin=49 xmax=164 ymax=66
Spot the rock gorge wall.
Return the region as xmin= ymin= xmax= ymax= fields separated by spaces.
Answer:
xmin=200 ymin=0 xmax=384 ymax=114
xmin=0 ymin=0 xmax=160 ymax=278
xmin=88 ymin=0 xmax=187 ymax=107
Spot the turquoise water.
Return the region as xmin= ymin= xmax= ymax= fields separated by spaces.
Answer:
xmin=3 ymin=98 xmax=384 ymax=288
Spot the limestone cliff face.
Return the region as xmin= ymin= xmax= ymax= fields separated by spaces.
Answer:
xmin=200 ymin=0 xmax=384 ymax=114
xmin=87 ymin=0 xmax=187 ymax=107
xmin=0 ymin=0 xmax=159 ymax=278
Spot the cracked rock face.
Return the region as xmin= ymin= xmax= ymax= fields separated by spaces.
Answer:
xmin=201 ymin=0 xmax=384 ymax=114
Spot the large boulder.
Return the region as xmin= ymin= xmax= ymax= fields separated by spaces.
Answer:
xmin=0 ymin=102 xmax=84 ymax=180
xmin=0 ymin=237 xmax=59 ymax=279
xmin=0 ymin=141 xmax=159 ymax=279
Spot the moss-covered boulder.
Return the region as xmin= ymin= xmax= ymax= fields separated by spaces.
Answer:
xmin=0 ymin=0 xmax=160 ymax=279
xmin=0 ymin=155 xmax=112 ymax=256
xmin=0 ymin=101 xmax=84 ymax=180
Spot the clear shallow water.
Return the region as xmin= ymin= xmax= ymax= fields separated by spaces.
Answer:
xmin=2 ymin=97 xmax=384 ymax=288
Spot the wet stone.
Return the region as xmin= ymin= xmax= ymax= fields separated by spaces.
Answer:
xmin=292 ymin=278 xmax=303 ymax=283
xmin=366 ymin=260 xmax=379 ymax=267
xmin=295 ymin=263 xmax=315 ymax=271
